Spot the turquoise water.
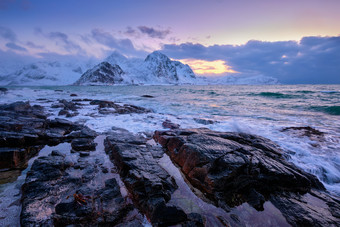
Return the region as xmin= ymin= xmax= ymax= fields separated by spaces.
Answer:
xmin=1 ymin=84 xmax=340 ymax=195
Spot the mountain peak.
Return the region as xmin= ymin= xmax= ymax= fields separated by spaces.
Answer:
xmin=73 ymin=62 xmax=124 ymax=85
xmin=105 ymin=51 xmax=128 ymax=65
xmin=145 ymin=51 xmax=170 ymax=63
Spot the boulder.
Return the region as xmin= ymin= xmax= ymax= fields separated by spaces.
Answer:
xmin=104 ymin=131 xmax=190 ymax=226
xmin=154 ymin=128 xmax=340 ymax=226
xmin=21 ymin=151 xmax=144 ymax=226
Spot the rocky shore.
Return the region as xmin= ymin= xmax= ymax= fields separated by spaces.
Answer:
xmin=0 ymin=100 xmax=339 ymax=226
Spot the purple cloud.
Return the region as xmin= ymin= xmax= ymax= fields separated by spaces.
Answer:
xmin=26 ymin=41 xmax=44 ymax=49
xmin=138 ymin=26 xmax=170 ymax=39
xmin=161 ymin=36 xmax=340 ymax=84
xmin=0 ymin=26 xmax=16 ymax=41
xmin=6 ymin=42 xmax=27 ymax=51
xmin=91 ymin=28 xmax=147 ymax=57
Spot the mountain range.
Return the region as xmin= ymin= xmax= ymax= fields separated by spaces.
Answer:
xmin=0 ymin=51 xmax=278 ymax=86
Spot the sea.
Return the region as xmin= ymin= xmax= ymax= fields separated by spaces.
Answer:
xmin=0 ymin=84 xmax=339 ymax=225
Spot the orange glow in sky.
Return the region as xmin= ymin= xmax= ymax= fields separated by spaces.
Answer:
xmin=177 ymin=59 xmax=237 ymax=76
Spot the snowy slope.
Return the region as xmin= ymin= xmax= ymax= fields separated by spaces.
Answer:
xmin=0 ymin=60 xmax=96 ymax=86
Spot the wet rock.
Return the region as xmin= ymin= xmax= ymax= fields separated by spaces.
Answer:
xmin=141 ymin=95 xmax=154 ymax=98
xmin=66 ymin=111 xmax=79 ymax=118
xmin=105 ymin=131 xmax=190 ymax=226
xmin=79 ymin=151 xmax=90 ymax=157
xmin=0 ymin=87 xmax=8 ymax=94
xmin=154 ymin=128 xmax=340 ymax=226
xmin=21 ymin=152 xmax=143 ymax=226
xmin=281 ymin=126 xmax=325 ymax=142
xmin=194 ymin=118 xmax=216 ymax=125
xmin=0 ymin=146 xmax=42 ymax=169
xmin=58 ymin=99 xmax=79 ymax=111
xmin=72 ymin=98 xmax=93 ymax=102
xmin=66 ymin=127 xmax=98 ymax=139
xmin=71 ymin=138 xmax=96 ymax=151
xmin=270 ymin=190 xmax=340 ymax=226
xmin=70 ymin=93 xmax=78 ymax=97
xmin=0 ymin=102 xmax=96 ymax=170
xmin=51 ymin=103 xmax=64 ymax=108
xmin=90 ymin=99 xmax=151 ymax=114
xmin=162 ymin=119 xmax=180 ymax=129
xmin=58 ymin=109 xmax=69 ymax=116
xmin=0 ymin=169 xmax=22 ymax=184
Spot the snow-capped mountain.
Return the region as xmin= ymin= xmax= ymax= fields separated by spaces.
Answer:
xmin=104 ymin=51 xmax=196 ymax=85
xmin=0 ymin=60 xmax=96 ymax=86
xmin=74 ymin=62 xmax=124 ymax=85
xmin=0 ymin=50 xmax=279 ymax=86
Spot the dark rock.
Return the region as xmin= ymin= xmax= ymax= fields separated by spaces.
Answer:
xmin=71 ymin=138 xmax=96 ymax=151
xmin=194 ymin=118 xmax=216 ymax=125
xmin=65 ymin=128 xmax=98 ymax=139
xmin=51 ymin=150 xmax=65 ymax=157
xmin=153 ymin=128 xmax=340 ymax=226
xmin=162 ymin=119 xmax=180 ymax=129
xmin=270 ymin=190 xmax=340 ymax=226
xmin=0 ymin=102 xmax=96 ymax=170
xmin=281 ymin=126 xmax=325 ymax=142
xmin=70 ymin=93 xmax=78 ymax=97
xmin=183 ymin=213 xmax=205 ymax=227
xmin=0 ymin=169 xmax=22 ymax=184
xmin=51 ymin=103 xmax=65 ymax=108
xmin=141 ymin=95 xmax=154 ymax=98
xmin=58 ymin=99 xmax=78 ymax=111
xmin=0 ymin=87 xmax=8 ymax=94
xmin=0 ymin=146 xmax=42 ymax=169
xmin=58 ymin=109 xmax=69 ymax=116
xmin=90 ymin=99 xmax=151 ymax=114
xmin=21 ymin=152 xmax=143 ymax=226
xmin=105 ymin=132 xmax=189 ymax=226
xmin=66 ymin=112 xmax=79 ymax=118
xmin=72 ymin=98 xmax=93 ymax=102
xmin=79 ymin=152 xmax=90 ymax=157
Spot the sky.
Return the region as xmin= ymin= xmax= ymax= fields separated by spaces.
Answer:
xmin=0 ymin=0 xmax=340 ymax=83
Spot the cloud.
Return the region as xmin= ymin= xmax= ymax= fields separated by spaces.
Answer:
xmin=5 ymin=42 xmax=27 ymax=51
xmin=138 ymin=26 xmax=170 ymax=39
xmin=124 ymin=26 xmax=139 ymax=38
xmin=91 ymin=28 xmax=147 ymax=57
xmin=0 ymin=26 xmax=17 ymax=41
xmin=161 ymin=36 xmax=340 ymax=84
xmin=46 ymin=31 xmax=82 ymax=52
xmin=26 ymin=41 xmax=44 ymax=49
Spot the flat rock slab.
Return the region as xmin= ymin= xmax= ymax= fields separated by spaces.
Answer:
xmin=0 ymin=101 xmax=97 ymax=170
xmin=21 ymin=150 xmax=144 ymax=226
xmin=154 ymin=128 xmax=340 ymax=226
xmin=104 ymin=131 xmax=204 ymax=226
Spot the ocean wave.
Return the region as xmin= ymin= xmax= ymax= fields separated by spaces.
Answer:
xmin=296 ymin=90 xmax=315 ymax=94
xmin=256 ymin=92 xmax=297 ymax=99
xmin=311 ymin=106 xmax=340 ymax=115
